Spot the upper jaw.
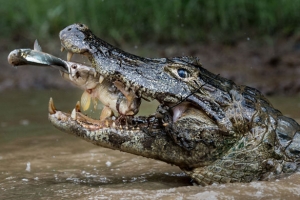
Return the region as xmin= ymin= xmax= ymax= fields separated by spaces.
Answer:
xmin=59 ymin=24 xmax=91 ymax=56
xmin=59 ymin=25 xmax=167 ymax=103
xmin=59 ymin=44 xmax=185 ymax=106
xmin=58 ymin=24 xmax=194 ymax=121
xmin=60 ymin=43 xmax=164 ymax=102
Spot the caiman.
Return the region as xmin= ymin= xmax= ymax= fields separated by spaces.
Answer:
xmin=8 ymin=24 xmax=300 ymax=186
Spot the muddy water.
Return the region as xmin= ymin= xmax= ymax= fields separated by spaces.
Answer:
xmin=1 ymin=89 xmax=300 ymax=199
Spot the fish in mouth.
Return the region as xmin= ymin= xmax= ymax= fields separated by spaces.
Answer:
xmin=7 ymin=24 xmax=300 ymax=186
xmin=8 ymin=40 xmax=144 ymax=126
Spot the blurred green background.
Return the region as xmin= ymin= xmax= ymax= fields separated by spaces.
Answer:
xmin=2 ymin=0 xmax=300 ymax=45
xmin=1 ymin=0 xmax=300 ymax=94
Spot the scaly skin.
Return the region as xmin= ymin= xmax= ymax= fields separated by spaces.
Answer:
xmin=10 ymin=23 xmax=300 ymax=186
xmin=57 ymin=24 xmax=300 ymax=185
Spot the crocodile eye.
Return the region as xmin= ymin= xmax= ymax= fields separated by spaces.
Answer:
xmin=177 ymin=68 xmax=189 ymax=78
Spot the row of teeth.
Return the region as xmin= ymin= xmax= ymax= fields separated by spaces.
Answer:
xmin=49 ymin=97 xmax=141 ymax=130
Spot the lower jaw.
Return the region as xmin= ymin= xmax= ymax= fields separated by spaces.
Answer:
xmin=48 ymin=97 xmax=163 ymax=133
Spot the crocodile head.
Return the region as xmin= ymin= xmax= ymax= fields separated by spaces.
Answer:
xmin=47 ymin=24 xmax=300 ymax=185
xmin=59 ymin=24 xmax=239 ymax=128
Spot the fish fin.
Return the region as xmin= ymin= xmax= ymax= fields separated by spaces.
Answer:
xmin=34 ymin=39 xmax=42 ymax=51
xmin=100 ymin=106 xmax=114 ymax=121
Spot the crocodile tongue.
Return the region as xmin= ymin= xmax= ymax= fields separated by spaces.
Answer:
xmin=171 ymin=102 xmax=189 ymax=122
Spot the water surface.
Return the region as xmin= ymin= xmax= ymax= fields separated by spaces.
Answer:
xmin=1 ymin=90 xmax=300 ymax=199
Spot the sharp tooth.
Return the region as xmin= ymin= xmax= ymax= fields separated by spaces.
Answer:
xmin=125 ymin=82 xmax=131 ymax=91
xmin=61 ymin=46 xmax=65 ymax=52
xmin=99 ymin=75 xmax=104 ymax=84
xmin=112 ymin=122 xmax=116 ymax=128
xmin=105 ymin=120 xmax=109 ymax=127
xmin=67 ymin=51 xmax=73 ymax=61
xmin=49 ymin=97 xmax=56 ymax=114
xmin=81 ymin=90 xmax=91 ymax=111
xmin=163 ymin=123 xmax=169 ymax=127
xmin=71 ymin=109 xmax=76 ymax=120
xmin=75 ymin=101 xmax=81 ymax=112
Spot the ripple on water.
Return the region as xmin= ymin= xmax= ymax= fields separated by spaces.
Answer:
xmin=1 ymin=90 xmax=300 ymax=199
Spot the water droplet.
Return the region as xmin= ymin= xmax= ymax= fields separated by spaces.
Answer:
xmin=25 ymin=162 xmax=31 ymax=172
xmin=106 ymin=161 xmax=111 ymax=167
xmin=20 ymin=119 xmax=29 ymax=126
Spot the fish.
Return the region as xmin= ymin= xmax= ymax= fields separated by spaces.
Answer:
xmin=7 ymin=40 xmax=141 ymax=119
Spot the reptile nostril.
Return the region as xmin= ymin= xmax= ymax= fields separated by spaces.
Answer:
xmin=67 ymin=28 xmax=71 ymax=31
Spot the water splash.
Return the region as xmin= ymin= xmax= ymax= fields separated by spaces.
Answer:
xmin=25 ymin=162 xmax=31 ymax=172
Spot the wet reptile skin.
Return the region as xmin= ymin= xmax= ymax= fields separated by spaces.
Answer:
xmin=51 ymin=23 xmax=300 ymax=186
